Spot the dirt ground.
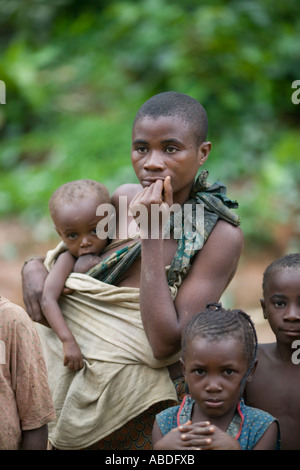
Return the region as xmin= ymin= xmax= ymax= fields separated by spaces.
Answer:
xmin=0 ymin=217 xmax=279 ymax=343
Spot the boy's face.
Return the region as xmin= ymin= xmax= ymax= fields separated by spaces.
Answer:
xmin=181 ymin=336 xmax=248 ymax=421
xmin=261 ymin=268 xmax=300 ymax=345
xmin=131 ymin=116 xmax=211 ymax=205
xmin=53 ymin=197 xmax=108 ymax=258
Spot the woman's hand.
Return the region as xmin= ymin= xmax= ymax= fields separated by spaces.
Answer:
xmin=22 ymin=258 xmax=49 ymax=324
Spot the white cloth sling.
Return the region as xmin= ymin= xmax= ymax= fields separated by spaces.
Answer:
xmin=37 ymin=243 xmax=179 ymax=449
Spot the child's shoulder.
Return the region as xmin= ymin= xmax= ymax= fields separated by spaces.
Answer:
xmin=0 ymin=296 xmax=29 ymax=324
xmin=257 ymin=342 xmax=277 ymax=363
xmin=155 ymin=404 xmax=181 ymax=435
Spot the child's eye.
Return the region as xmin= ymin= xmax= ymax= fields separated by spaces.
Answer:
xmin=224 ymin=369 xmax=234 ymax=376
xmin=67 ymin=232 xmax=78 ymax=240
xmin=91 ymin=228 xmax=97 ymax=235
xmin=274 ymin=300 xmax=286 ymax=308
xmin=195 ymin=368 xmax=205 ymax=376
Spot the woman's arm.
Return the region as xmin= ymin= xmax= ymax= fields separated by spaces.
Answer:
xmin=22 ymin=257 xmax=48 ymax=324
xmin=130 ymin=180 xmax=244 ymax=359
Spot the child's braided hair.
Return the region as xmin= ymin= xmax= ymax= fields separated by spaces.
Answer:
xmin=181 ymin=302 xmax=258 ymax=380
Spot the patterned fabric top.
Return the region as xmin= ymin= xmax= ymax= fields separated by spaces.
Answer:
xmin=155 ymin=395 xmax=281 ymax=450
xmin=87 ymin=171 xmax=240 ymax=287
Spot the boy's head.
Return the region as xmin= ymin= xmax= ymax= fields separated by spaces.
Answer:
xmin=133 ymin=91 xmax=208 ymax=146
xmin=49 ymin=179 xmax=110 ymax=258
xmin=261 ymin=253 xmax=300 ymax=343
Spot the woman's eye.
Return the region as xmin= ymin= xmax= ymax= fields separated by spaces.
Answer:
xmin=136 ymin=146 xmax=148 ymax=154
xmin=165 ymin=146 xmax=177 ymax=154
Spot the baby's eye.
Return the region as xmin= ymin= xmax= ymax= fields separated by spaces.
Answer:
xmin=195 ymin=368 xmax=205 ymax=376
xmin=91 ymin=228 xmax=97 ymax=235
xmin=67 ymin=232 xmax=78 ymax=240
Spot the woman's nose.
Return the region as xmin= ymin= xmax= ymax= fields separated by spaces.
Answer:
xmin=144 ymin=151 xmax=165 ymax=171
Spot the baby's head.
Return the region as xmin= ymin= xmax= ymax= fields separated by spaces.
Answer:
xmin=49 ymin=179 xmax=111 ymax=258
xmin=49 ymin=179 xmax=110 ymax=219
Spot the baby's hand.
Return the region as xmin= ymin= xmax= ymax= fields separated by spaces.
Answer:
xmin=63 ymin=339 xmax=84 ymax=371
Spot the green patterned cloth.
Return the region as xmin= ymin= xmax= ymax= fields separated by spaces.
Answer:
xmin=87 ymin=171 xmax=240 ymax=286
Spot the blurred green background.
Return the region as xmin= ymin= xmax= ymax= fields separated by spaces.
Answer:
xmin=0 ymin=0 xmax=300 ymax=251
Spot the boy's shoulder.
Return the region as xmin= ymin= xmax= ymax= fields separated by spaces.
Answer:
xmin=257 ymin=342 xmax=277 ymax=359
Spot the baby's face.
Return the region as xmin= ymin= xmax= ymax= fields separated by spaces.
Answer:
xmin=262 ymin=268 xmax=300 ymax=345
xmin=53 ymin=197 xmax=108 ymax=258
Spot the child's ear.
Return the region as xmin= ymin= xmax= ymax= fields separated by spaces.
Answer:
xmin=260 ymin=298 xmax=267 ymax=320
xmin=246 ymin=359 xmax=258 ymax=383
xmin=179 ymin=357 xmax=186 ymax=377
xmin=54 ymin=225 xmax=62 ymax=237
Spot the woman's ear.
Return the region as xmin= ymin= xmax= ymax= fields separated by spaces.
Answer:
xmin=197 ymin=141 xmax=211 ymax=166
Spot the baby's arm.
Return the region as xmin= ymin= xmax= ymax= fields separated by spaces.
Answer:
xmin=41 ymin=251 xmax=84 ymax=370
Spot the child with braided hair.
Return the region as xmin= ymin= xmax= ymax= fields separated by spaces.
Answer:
xmin=152 ymin=303 xmax=280 ymax=450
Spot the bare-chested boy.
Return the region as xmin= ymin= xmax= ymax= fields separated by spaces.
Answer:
xmin=244 ymin=253 xmax=300 ymax=450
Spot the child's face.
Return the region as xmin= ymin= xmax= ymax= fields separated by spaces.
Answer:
xmin=261 ymin=268 xmax=300 ymax=345
xmin=131 ymin=116 xmax=210 ymax=205
xmin=53 ymin=197 xmax=108 ymax=258
xmin=181 ymin=336 xmax=248 ymax=420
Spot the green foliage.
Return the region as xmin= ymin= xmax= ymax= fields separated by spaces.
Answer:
xmin=0 ymin=0 xmax=299 ymax=246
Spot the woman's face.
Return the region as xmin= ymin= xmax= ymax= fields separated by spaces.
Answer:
xmin=131 ymin=115 xmax=210 ymax=205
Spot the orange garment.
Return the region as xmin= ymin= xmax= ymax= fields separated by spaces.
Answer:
xmin=0 ymin=296 xmax=56 ymax=450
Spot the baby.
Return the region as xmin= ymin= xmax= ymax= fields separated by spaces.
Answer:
xmin=41 ymin=179 xmax=110 ymax=370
